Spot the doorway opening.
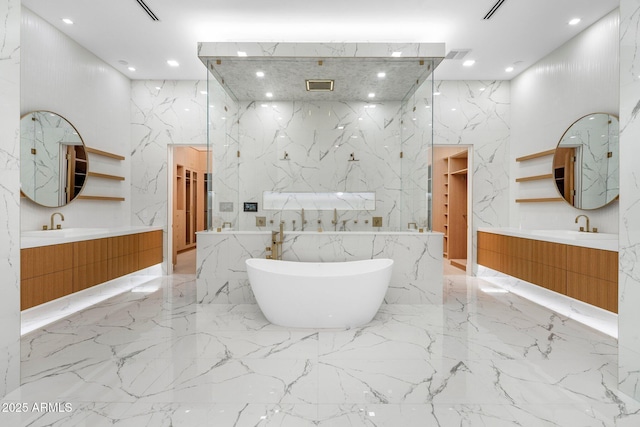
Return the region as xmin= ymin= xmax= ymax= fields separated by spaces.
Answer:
xmin=432 ymin=145 xmax=471 ymax=271
xmin=170 ymin=145 xmax=209 ymax=274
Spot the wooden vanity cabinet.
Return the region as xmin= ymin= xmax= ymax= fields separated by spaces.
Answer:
xmin=477 ymin=231 xmax=617 ymax=312
xmin=21 ymin=230 xmax=163 ymax=310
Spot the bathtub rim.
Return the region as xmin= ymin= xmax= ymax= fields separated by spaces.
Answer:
xmin=245 ymin=257 xmax=393 ymax=278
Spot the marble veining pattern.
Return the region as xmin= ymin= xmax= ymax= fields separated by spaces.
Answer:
xmin=196 ymin=231 xmax=443 ymax=305
xmin=3 ymin=271 xmax=640 ymax=425
xmin=0 ymin=0 xmax=21 ymax=398
xmin=432 ymin=80 xmax=511 ymax=274
xmin=619 ymin=0 xmax=640 ymax=403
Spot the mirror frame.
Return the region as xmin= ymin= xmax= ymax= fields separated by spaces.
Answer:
xmin=552 ymin=112 xmax=619 ymax=210
xmin=20 ymin=110 xmax=89 ymax=207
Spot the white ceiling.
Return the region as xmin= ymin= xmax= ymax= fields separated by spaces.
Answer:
xmin=22 ymin=0 xmax=619 ymax=82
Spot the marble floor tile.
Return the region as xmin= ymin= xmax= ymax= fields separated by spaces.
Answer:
xmin=3 ymin=270 xmax=640 ymax=426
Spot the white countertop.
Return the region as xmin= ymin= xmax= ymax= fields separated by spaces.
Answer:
xmin=21 ymin=226 xmax=164 ymax=249
xmin=478 ymin=227 xmax=618 ymax=252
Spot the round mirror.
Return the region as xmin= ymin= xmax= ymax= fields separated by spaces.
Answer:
xmin=553 ymin=113 xmax=619 ymax=210
xmin=20 ymin=111 xmax=88 ymax=207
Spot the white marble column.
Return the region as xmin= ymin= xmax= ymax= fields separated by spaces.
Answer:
xmin=619 ymin=0 xmax=640 ymax=402
xmin=0 ymin=0 xmax=21 ymax=397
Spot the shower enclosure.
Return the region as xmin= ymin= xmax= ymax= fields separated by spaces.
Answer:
xmin=198 ymin=43 xmax=443 ymax=232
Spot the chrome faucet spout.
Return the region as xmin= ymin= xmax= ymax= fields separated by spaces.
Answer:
xmin=575 ymin=214 xmax=590 ymax=232
xmin=50 ymin=212 xmax=64 ymax=230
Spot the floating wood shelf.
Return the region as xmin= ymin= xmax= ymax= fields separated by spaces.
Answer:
xmin=515 ymin=197 xmax=564 ymax=203
xmin=515 ymin=149 xmax=555 ymax=162
xmin=87 ymin=172 xmax=125 ymax=181
xmin=515 ymin=174 xmax=553 ymax=182
xmin=86 ymin=147 xmax=125 ymax=161
xmin=77 ymin=195 xmax=125 ymax=202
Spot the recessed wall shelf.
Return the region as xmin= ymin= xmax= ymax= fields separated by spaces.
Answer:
xmin=87 ymin=172 xmax=125 ymax=181
xmin=77 ymin=195 xmax=125 ymax=202
xmin=515 ymin=197 xmax=564 ymax=203
xmin=515 ymin=149 xmax=555 ymax=162
xmin=515 ymin=174 xmax=553 ymax=182
xmin=85 ymin=147 xmax=125 ymax=161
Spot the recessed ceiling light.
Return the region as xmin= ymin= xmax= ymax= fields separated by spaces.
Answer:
xmin=391 ymin=52 xmax=402 ymax=57
xmin=505 ymin=66 xmax=514 ymax=72
xmin=237 ymin=51 xmax=247 ymax=57
xmin=338 ymin=126 xmax=344 ymax=129
xmin=155 ymin=86 xmax=161 ymax=90
xmin=265 ymin=92 xmax=273 ymax=98
xmin=261 ymin=104 xmax=268 ymax=108
xmin=167 ymin=60 xmax=179 ymax=67
xmin=256 ymin=71 xmax=265 ymax=77
xmin=569 ymin=18 xmax=581 ymax=26
xmin=377 ymin=72 xmax=386 ymax=78
xmin=479 ymin=87 xmax=486 ymax=91
xmin=128 ymin=66 xmax=136 ymax=71
xmin=62 ymin=18 xmax=73 ymax=25
xmin=463 ymin=60 xmax=475 ymax=67
xmin=451 ymin=108 xmax=457 ymax=111
xmin=368 ymin=93 xmax=376 ymax=98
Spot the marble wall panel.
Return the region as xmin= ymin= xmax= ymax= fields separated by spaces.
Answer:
xmin=131 ymin=80 xmax=212 ymax=268
xmin=619 ymin=0 xmax=640 ymax=403
xmin=233 ymin=101 xmax=407 ymax=231
xmin=196 ymin=232 xmax=443 ymax=305
xmin=432 ymin=80 xmax=511 ymax=273
xmin=0 ymin=0 xmax=21 ymax=398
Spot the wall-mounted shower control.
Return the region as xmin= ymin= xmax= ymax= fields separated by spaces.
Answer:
xmin=372 ymin=217 xmax=383 ymax=227
xmin=256 ymin=216 xmax=266 ymax=227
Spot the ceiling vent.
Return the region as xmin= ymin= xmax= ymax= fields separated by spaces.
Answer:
xmin=306 ymin=80 xmax=334 ymax=92
xmin=135 ymin=0 xmax=160 ymax=21
xmin=445 ymin=49 xmax=471 ymax=60
xmin=483 ymin=0 xmax=507 ymax=20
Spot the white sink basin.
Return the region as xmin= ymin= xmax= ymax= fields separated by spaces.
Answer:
xmin=529 ymin=229 xmax=617 ymax=240
xmin=22 ymin=228 xmax=106 ymax=238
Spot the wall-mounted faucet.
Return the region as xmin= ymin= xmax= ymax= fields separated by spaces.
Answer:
xmin=300 ymin=208 xmax=307 ymax=231
xmin=331 ymin=208 xmax=338 ymax=231
xmin=49 ymin=212 xmax=64 ymax=230
xmin=575 ymin=214 xmax=590 ymax=232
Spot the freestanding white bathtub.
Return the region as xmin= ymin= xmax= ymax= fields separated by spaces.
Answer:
xmin=245 ymin=258 xmax=393 ymax=328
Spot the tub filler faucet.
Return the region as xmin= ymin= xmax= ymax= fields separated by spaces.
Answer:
xmin=266 ymin=221 xmax=285 ymax=260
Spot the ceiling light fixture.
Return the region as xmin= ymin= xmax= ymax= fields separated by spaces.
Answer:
xmin=463 ymin=60 xmax=475 ymax=67
xmin=256 ymin=71 xmax=265 ymax=77
xmin=167 ymin=60 xmax=179 ymax=67
xmin=505 ymin=66 xmax=514 ymax=72
xmin=128 ymin=66 xmax=136 ymax=71
xmin=62 ymin=18 xmax=73 ymax=25
xmin=377 ymin=72 xmax=386 ymax=78
xmin=368 ymin=93 xmax=376 ymax=98
xmin=265 ymin=92 xmax=273 ymax=98
xmin=569 ymin=18 xmax=581 ymax=26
